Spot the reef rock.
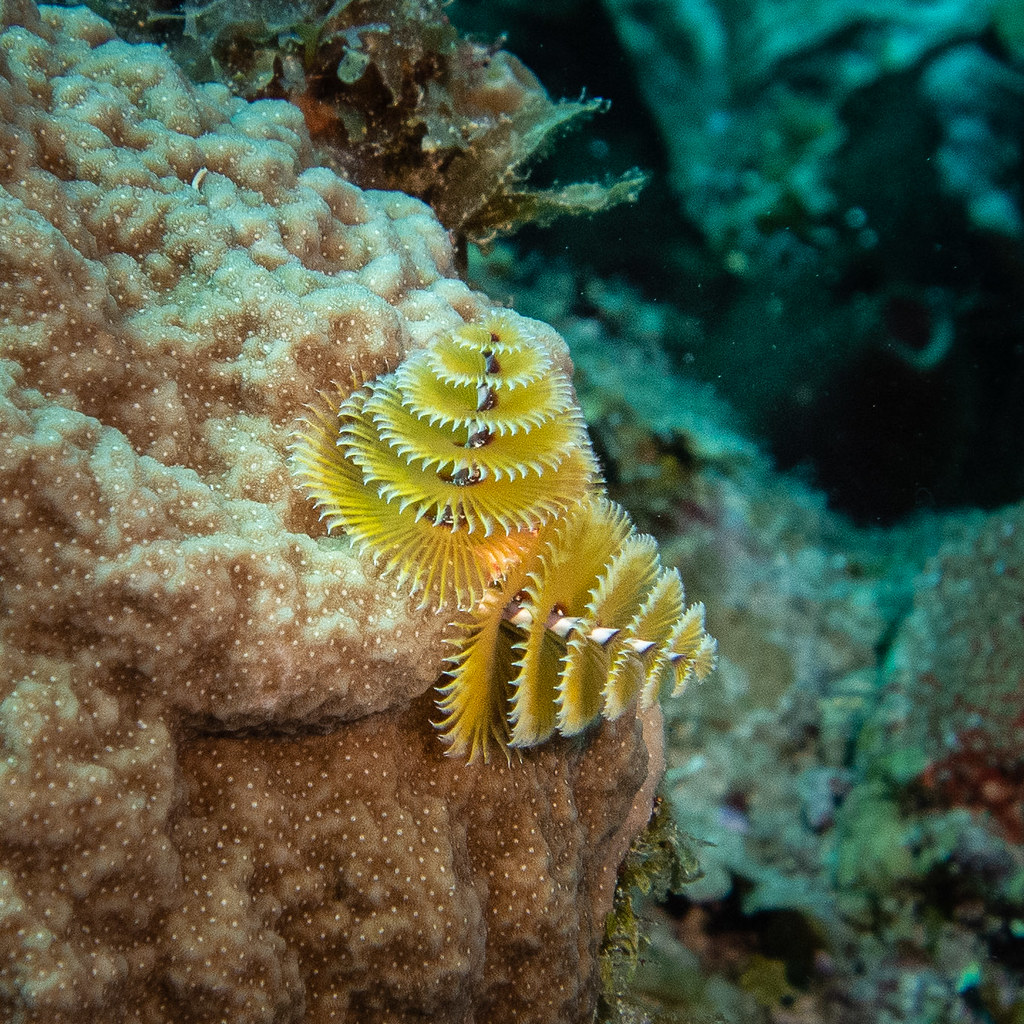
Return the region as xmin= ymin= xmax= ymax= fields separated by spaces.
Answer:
xmin=0 ymin=3 xmax=661 ymax=1021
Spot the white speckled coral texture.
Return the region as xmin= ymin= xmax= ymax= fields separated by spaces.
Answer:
xmin=0 ymin=0 xmax=471 ymax=727
xmin=0 ymin=3 xmax=656 ymax=1021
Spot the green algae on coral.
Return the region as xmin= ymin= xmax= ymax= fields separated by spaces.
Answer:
xmin=599 ymin=796 xmax=703 ymax=1017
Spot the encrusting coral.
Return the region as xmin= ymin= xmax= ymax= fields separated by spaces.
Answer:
xmin=291 ymin=313 xmax=715 ymax=760
xmin=0 ymin=2 xmax=703 ymax=1021
xmin=882 ymin=502 xmax=1024 ymax=840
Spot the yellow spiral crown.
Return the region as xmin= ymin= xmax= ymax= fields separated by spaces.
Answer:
xmin=439 ymin=494 xmax=716 ymax=761
xmin=291 ymin=313 xmax=715 ymax=761
xmin=290 ymin=314 xmax=598 ymax=610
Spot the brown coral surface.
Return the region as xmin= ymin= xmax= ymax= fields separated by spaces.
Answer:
xmin=0 ymin=3 xmax=660 ymax=1020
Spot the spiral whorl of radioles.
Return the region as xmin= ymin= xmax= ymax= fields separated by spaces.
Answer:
xmin=438 ymin=494 xmax=717 ymax=762
xmin=290 ymin=314 xmax=598 ymax=610
xmin=292 ymin=313 xmax=716 ymax=762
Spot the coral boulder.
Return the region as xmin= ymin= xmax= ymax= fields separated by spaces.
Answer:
xmin=0 ymin=3 xmax=665 ymax=1021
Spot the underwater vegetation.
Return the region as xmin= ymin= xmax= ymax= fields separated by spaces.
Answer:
xmin=81 ymin=0 xmax=648 ymax=248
